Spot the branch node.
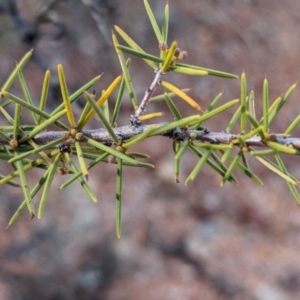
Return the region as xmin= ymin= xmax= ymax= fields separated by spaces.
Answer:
xmin=203 ymin=128 xmax=210 ymax=134
xmin=130 ymin=115 xmax=142 ymax=127
xmin=58 ymin=143 xmax=71 ymax=153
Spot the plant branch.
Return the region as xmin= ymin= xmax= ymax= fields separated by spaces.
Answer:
xmin=1 ymin=125 xmax=300 ymax=151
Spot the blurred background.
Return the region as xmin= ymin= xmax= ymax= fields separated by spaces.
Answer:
xmin=1 ymin=0 xmax=300 ymax=299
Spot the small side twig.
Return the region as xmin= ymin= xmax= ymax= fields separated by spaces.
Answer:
xmin=131 ymin=69 xmax=162 ymax=125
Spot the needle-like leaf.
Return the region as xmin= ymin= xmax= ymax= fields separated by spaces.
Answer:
xmin=57 ymin=64 xmax=76 ymax=128
xmin=174 ymin=140 xmax=189 ymax=183
xmin=190 ymin=99 xmax=239 ymax=127
xmin=122 ymin=126 xmax=157 ymax=148
xmin=138 ymin=112 xmax=163 ymax=121
xmin=15 ymin=152 xmax=35 ymax=218
xmin=185 ymin=149 xmax=212 ymax=185
xmin=19 ymin=109 xmax=67 ymax=143
xmin=0 ymin=149 xmax=59 ymax=186
xmin=161 ymin=41 xmax=177 ymax=73
xmin=116 ymin=45 xmax=161 ymax=63
xmin=37 ymin=69 xmax=50 ymax=124
xmin=7 ymin=166 xmax=52 ymax=228
xmin=164 ymin=93 xmax=182 ymax=120
xmin=161 ymin=81 xmax=201 ymax=111
xmin=84 ymin=136 xmax=139 ymax=165
xmin=9 ymin=138 xmax=64 ymax=163
xmin=150 ymin=89 xmax=190 ymax=103
xmin=240 ymin=72 xmax=247 ymax=134
xmin=267 ymin=83 xmax=297 ymax=125
xmin=82 ymin=75 xmax=122 ymax=127
xmin=143 ymin=0 xmax=163 ymax=42
xmin=162 ymin=2 xmax=169 ymax=44
xmin=51 ymin=75 xmax=101 ymax=116
xmin=189 ymin=145 xmax=235 ymax=182
xmin=175 ymin=62 xmax=238 ymax=79
xmin=1 ymin=50 xmax=33 ymax=94
xmin=170 ymin=66 xmax=208 ymax=76
xmin=64 ymin=152 xmax=98 ymax=202
xmin=265 ymin=141 xmax=298 ymax=155
xmin=116 ymin=158 xmax=123 ymax=238
xmin=1 ymin=91 xmax=69 ymax=131
xmin=38 ymin=153 xmax=62 ymax=218
xmin=262 ymin=78 xmax=269 ymax=133
xmin=75 ymin=141 xmax=89 ymax=180
xmin=60 ymin=152 xmax=109 ymax=190
xmin=221 ymin=151 xmax=241 ymax=186
xmin=151 ymin=115 xmax=201 ymax=136
xmin=112 ymin=33 xmax=138 ymax=109
xmin=18 ymin=67 xmax=38 ymax=124
xmin=284 ymin=113 xmax=300 ymax=136
xmin=114 ymin=25 xmax=157 ymax=69
xmin=275 ymin=153 xmax=300 ymax=203
xmin=254 ymin=155 xmax=299 ymax=185
xmin=111 ymin=62 xmax=127 ymax=126
xmin=13 ymin=103 xmax=21 ymax=141
xmin=102 ymin=92 xmax=110 ymax=123
xmin=84 ymin=91 xmax=119 ymax=143
xmin=77 ymin=92 xmax=94 ymax=130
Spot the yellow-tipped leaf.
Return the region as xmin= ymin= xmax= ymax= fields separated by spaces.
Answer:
xmin=161 ymin=81 xmax=201 ymax=111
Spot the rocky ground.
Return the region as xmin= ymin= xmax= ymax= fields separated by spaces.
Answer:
xmin=1 ymin=0 xmax=300 ymax=299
